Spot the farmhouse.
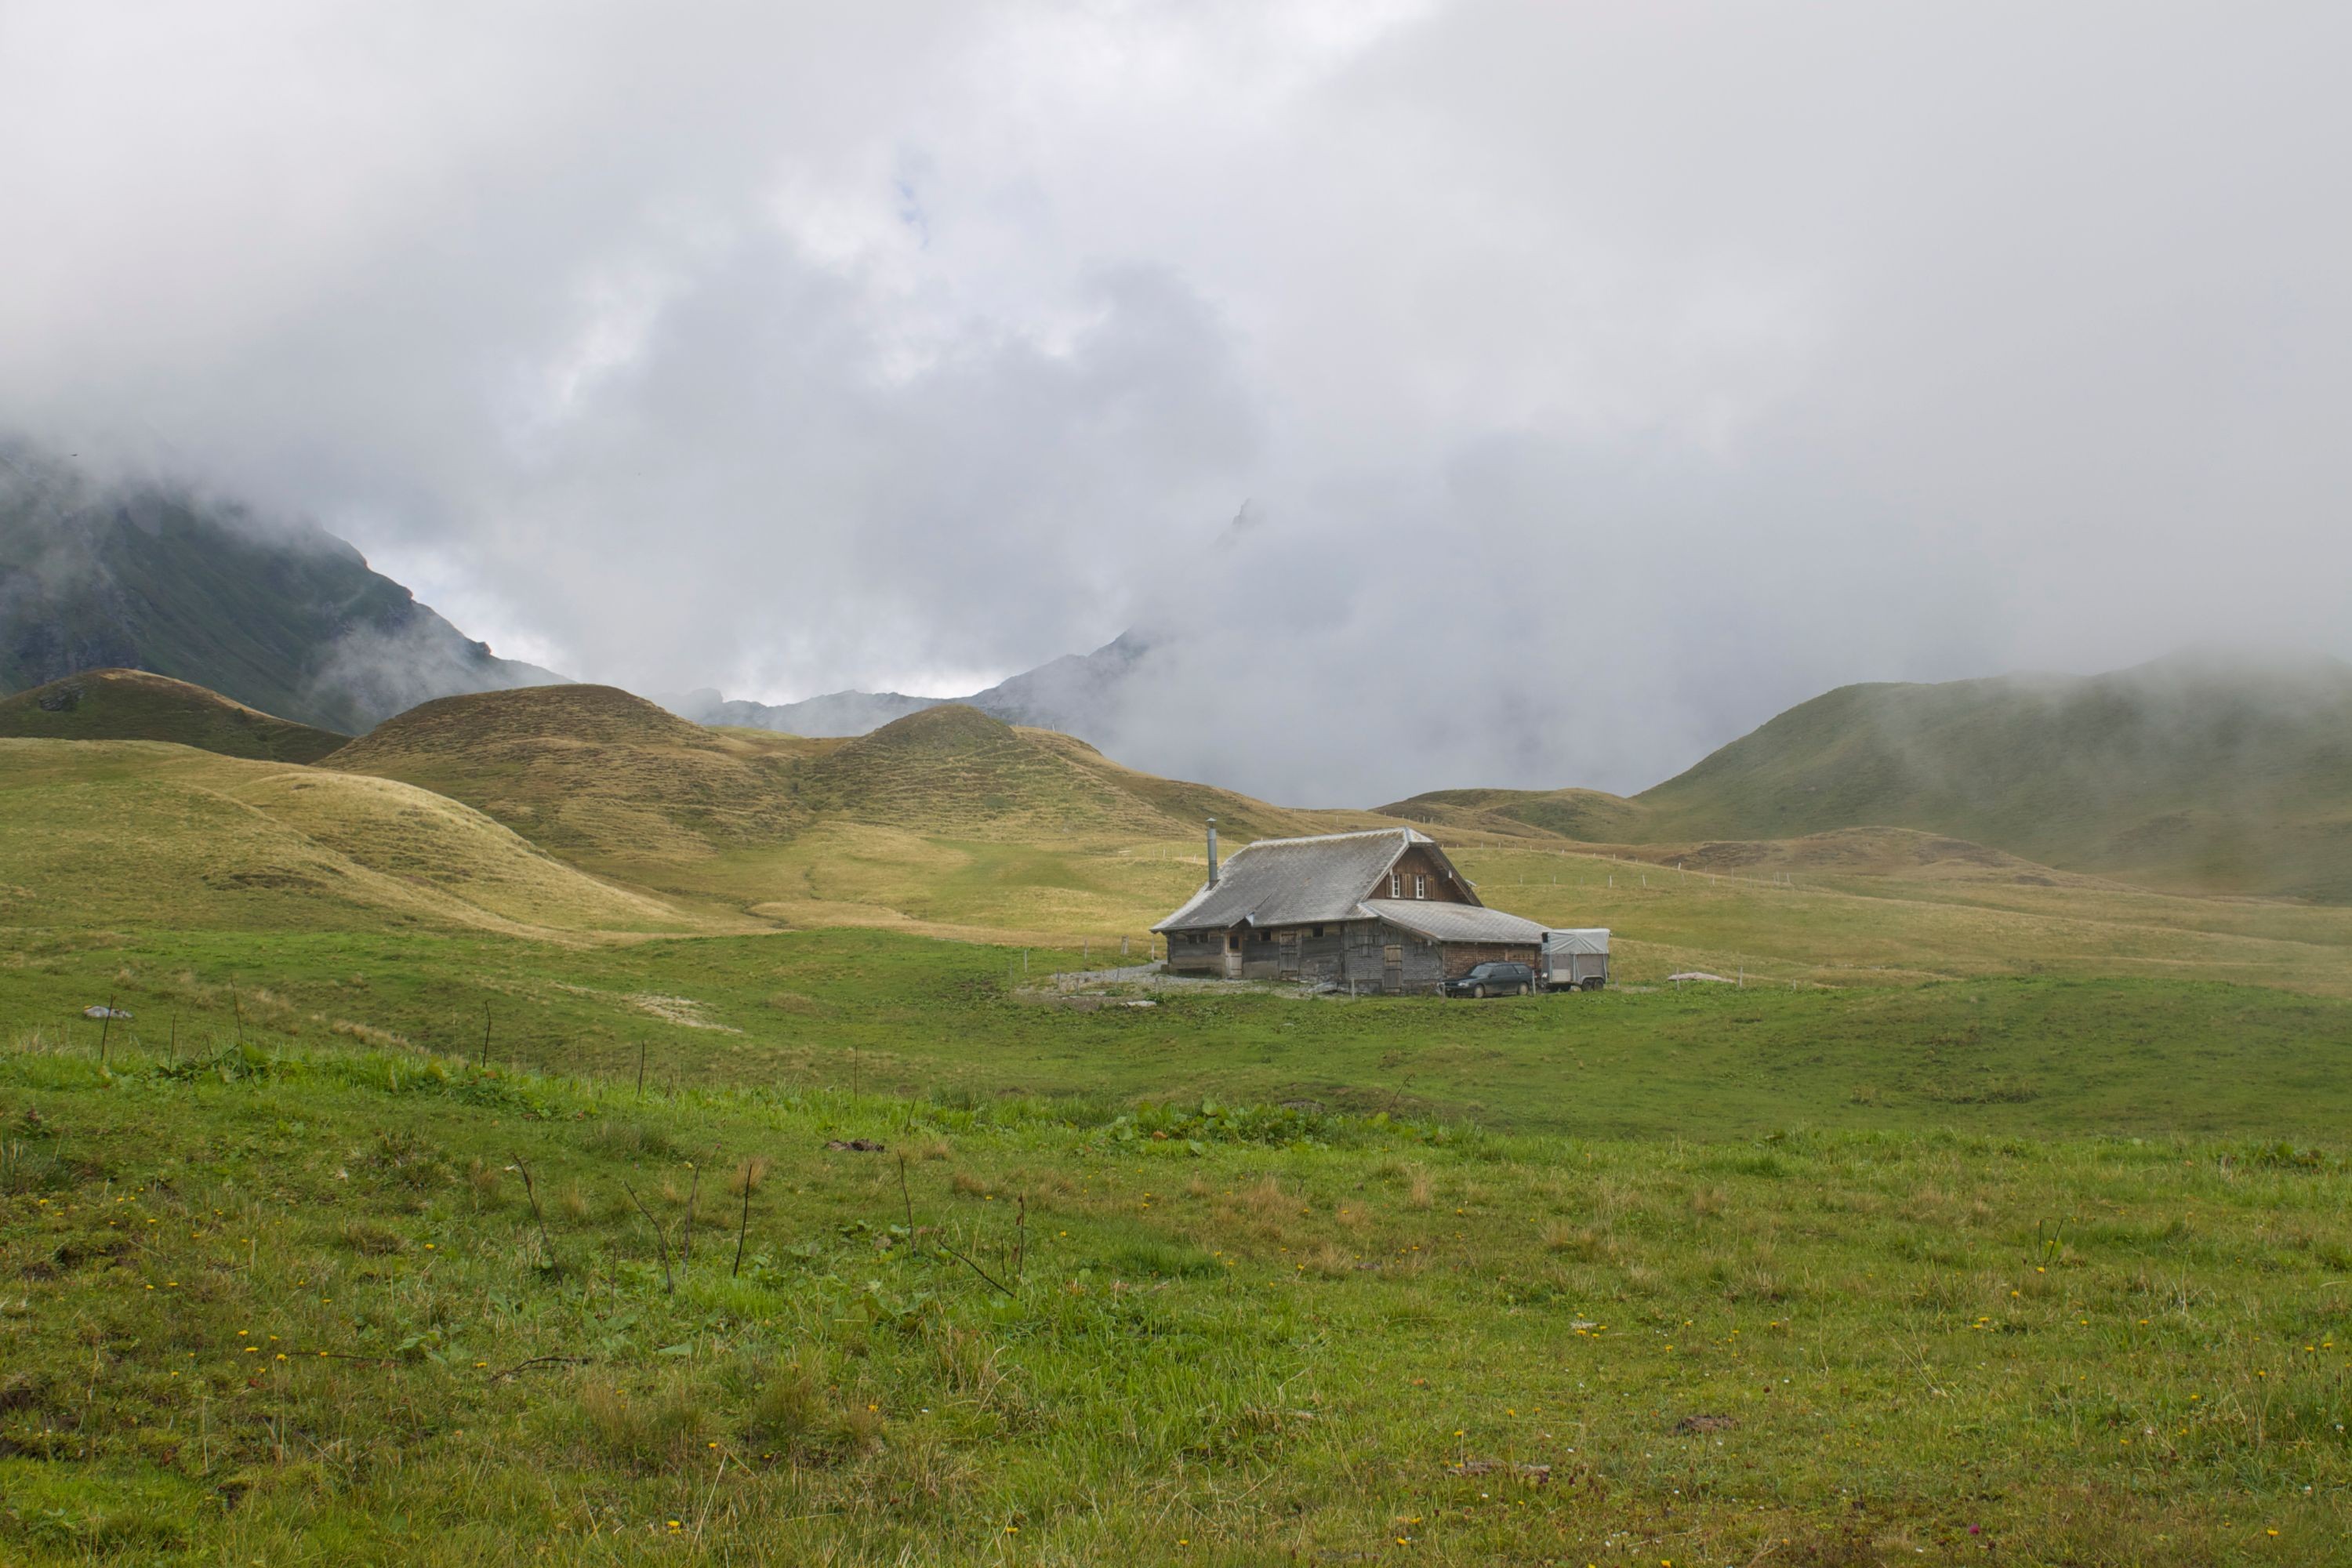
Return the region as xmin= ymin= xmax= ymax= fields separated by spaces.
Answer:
xmin=1152 ymin=822 xmax=1546 ymax=993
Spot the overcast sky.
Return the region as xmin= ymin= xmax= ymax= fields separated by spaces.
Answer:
xmin=4 ymin=2 xmax=2347 ymax=801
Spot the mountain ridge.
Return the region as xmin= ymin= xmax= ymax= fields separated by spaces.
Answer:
xmin=662 ymin=631 xmax=1149 ymax=739
xmin=0 ymin=441 xmax=564 ymax=732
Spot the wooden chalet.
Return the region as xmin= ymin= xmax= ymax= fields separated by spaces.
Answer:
xmin=1152 ymin=823 xmax=1544 ymax=993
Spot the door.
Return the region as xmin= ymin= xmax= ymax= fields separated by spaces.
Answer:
xmin=1223 ymin=932 xmax=1243 ymax=980
xmin=1276 ymin=931 xmax=1301 ymax=979
xmin=1381 ymin=942 xmax=1403 ymax=993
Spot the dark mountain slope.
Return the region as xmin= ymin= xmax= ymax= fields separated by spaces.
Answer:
xmin=0 ymin=442 xmax=562 ymax=732
xmin=0 ymin=668 xmax=349 ymax=763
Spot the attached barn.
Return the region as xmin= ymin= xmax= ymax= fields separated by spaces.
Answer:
xmin=1152 ymin=823 xmax=1546 ymax=993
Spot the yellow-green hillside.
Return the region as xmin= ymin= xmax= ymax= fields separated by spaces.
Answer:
xmin=328 ymin=691 xmax=1382 ymax=919
xmin=323 ymin=684 xmax=815 ymax=877
xmin=1377 ymin=782 xmax=1651 ymax=842
xmin=0 ymin=666 xmax=350 ymax=762
xmin=0 ymin=738 xmax=694 ymax=938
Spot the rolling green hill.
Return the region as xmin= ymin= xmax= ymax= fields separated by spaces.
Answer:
xmin=0 ymin=667 xmax=350 ymax=762
xmin=321 ymin=684 xmax=816 ymax=877
xmin=1381 ymin=652 xmax=2352 ymax=900
xmin=1375 ymin=782 xmax=1651 ymax=843
xmin=327 ymin=689 xmax=1384 ymax=920
xmin=1632 ymin=652 xmax=2352 ymax=899
xmin=0 ymin=441 xmax=561 ymax=731
xmin=0 ymin=737 xmax=695 ymax=936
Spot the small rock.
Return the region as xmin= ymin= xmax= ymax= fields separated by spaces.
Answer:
xmin=823 ymin=1138 xmax=887 ymax=1152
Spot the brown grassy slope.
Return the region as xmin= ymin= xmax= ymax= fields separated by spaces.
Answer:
xmin=325 ymin=684 xmax=812 ymax=873
xmin=1377 ymin=783 xmax=1653 ymax=842
xmin=336 ymin=693 xmax=1378 ymax=862
xmin=324 ymin=691 xmax=1392 ymax=927
xmin=0 ymin=667 xmax=350 ymax=762
xmin=0 ymin=738 xmax=691 ymax=936
xmin=1029 ymin=729 xmax=1395 ymax=841
xmin=784 ymin=706 xmax=1177 ymax=839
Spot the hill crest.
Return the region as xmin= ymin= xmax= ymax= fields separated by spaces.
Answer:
xmin=1629 ymin=652 xmax=2352 ymax=899
xmin=0 ymin=666 xmax=350 ymax=763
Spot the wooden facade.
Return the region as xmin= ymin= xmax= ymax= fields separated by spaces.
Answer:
xmin=1154 ymin=828 xmax=1544 ymax=993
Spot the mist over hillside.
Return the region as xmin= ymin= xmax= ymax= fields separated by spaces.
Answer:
xmin=1387 ymin=651 xmax=2352 ymax=901
xmin=663 ymin=632 xmax=1149 ymax=739
xmin=0 ymin=441 xmax=563 ymax=732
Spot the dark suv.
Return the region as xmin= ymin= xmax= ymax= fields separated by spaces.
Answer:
xmin=1442 ymin=961 xmax=1536 ymax=999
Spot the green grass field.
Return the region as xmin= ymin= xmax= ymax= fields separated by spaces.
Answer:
xmin=8 ymin=722 xmax=2352 ymax=1563
xmin=4 ymin=1028 xmax=2349 ymax=1565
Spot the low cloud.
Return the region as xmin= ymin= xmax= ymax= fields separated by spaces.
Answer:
xmin=3 ymin=2 xmax=2347 ymax=800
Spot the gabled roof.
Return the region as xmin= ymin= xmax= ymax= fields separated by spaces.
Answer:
xmin=1361 ymin=900 xmax=1547 ymax=946
xmin=1153 ymin=827 xmax=1475 ymax=933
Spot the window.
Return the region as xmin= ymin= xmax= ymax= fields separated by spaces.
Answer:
xmin=1414 ymin=874 xmax=1427 ymax=899
xmin=1310 ymin=925 xmax=1325 ymax=938
xmin=1388 ymin=872 xmax=1402 ymax=898
xmin=1382 ymin=944 xmax=1403 ymax=965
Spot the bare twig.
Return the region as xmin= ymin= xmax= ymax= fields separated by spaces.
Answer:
xmin=936 ymin=1236 xmax=1017 ymax=1298
xmin=681 ymin=1162 xmax=702 ymax=1261
xmin=732 ymin=1164 xmax=756 ymax=1278
xmin=511 ymin=1151 xmax=559 ymax=1273
xmin=623 ymin=1181 xmax=675 ymax=1293
xmin=487 ymin=1354 xmax=590 ymax=1382
xmin=97 ymin=995 xmax=114 ymax=1068
xmin=898 ymin=1155 xmax=915 ymax=1232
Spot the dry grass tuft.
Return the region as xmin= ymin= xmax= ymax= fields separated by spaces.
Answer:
xmin=1236 ymin=1175 xmax=1290 ymax=1218
xmin=580 ymin=1374 xmax=710 ymax=1469
xmin=466 ymin=1157 xmax=503 ymax=1204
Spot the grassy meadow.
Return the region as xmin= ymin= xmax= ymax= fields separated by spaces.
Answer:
xmin=4 ymin=1028 xmax=2350 ymax=1566
xmin=7 ymin=720 xmax=2352 ymax=1563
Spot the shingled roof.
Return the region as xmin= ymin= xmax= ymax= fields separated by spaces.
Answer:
xmin=1360 ymin=899 xmax=1547 ymax=945
xmin=1152 ymin=827 xmax=1480 ymax=934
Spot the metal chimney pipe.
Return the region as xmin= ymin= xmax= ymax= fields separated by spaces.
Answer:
xmin=1206 ymin=818 xmax=1220 ymax=885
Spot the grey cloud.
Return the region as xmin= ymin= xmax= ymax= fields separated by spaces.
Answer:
xmin=2 ymin=2 xmax=2348 ymax=803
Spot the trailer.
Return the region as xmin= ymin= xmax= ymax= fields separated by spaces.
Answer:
xmin=1541 ymin=928 xmax=1610 ymax=991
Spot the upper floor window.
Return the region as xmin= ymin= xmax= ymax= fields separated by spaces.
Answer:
xmin=1388 ymin=872 xmax=1402 ymax=898
xmin=1414 ymin=874 xmax=1427 ymax=899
